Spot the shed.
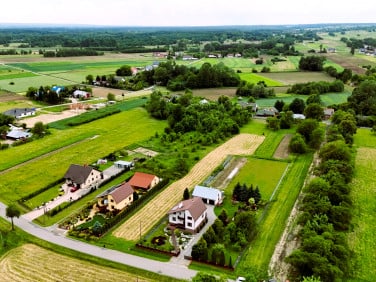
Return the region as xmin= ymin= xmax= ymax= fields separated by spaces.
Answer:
xmin=114 ymin=160 xmax=134 ymax=169
xmin=192 ymin=185 xmax=224 ymax=205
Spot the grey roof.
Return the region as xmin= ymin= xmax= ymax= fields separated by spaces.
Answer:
xmin=192 ymin=185 xmax=222 ymax=202
xmin=64 ymin=164 xmax=97 ymax=184
xmin=3 ymin=108 xmax=36 ymax=118
xmin=6 ymin=130 xmax=32 ymax=140
xmin=114 ymin=160 xmax=133 ymax=166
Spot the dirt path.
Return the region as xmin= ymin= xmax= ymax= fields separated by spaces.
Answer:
xmin=273 ymin=134 xmax=292 ymax=159
xmin=114 ymin=133 xmax=265 ymax=240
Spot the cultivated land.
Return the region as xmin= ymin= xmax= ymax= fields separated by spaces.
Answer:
xmin=113 ymin=133 xmax=265 ymax=240
xmin=0 ymin=244 xmax=154 ymax=282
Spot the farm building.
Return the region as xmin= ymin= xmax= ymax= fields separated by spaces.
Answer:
xmin=114 ymin=160 xmax=134 ymax=169
xmin=64 ymin=164 xmax=102 ymax=190
xmin=51 ymin=85 xmax=65 ymax=94
xmin=128 ymin=172 xmax=159 ymax=190
xmin=3 ymin=108 xmax=36 ymax=119
xmin=324 ymin=108 xmax=335 ymax=120
xmin=168 ymin=197 xmax=207 ymax=233
xmin=293 ymin=113 xmax=306 ymax=120
xmin=6 ymin=128 xmax=32 ymax=140
xmin=96 ymin=182 xmax=134 ymax=211
xmin=255 ymin=107 xmax=279 ymax=117
xmin=192 ymin=185 xmax=224 ymax=205
xmin=73 ymin=90 xmax=90 ymax=99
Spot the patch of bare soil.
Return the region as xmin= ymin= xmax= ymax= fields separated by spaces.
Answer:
xmin=92 ymin=86 xmax=152 ymax=99
xmin=323 ymin=53 xmax=367 ymax=75
xmin=210 ymin=157 xmax=248 ymax=189
xmin=132 ymin=147 xmax=159 ymax=157
xmin=22 ymin=109 xmax=85 ymax=128
xmin=273 ymin=134 xmax=292 ymax=159
xmin=0 ymin=92 xmax=28 ymax=102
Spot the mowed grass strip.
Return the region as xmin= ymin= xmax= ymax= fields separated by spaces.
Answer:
xmin=113 ymin=134 xmax=265 ymax=241
xmin=0 ymin=108 xmax=166 ymax=204
xmin=239 ymin=73 xmax=284 ymax=87
xmin=0 ymin=244 xmax=155 ymax=282
xmin=237 ymin=154 xmax=313 ymax=273
xmin=347 ymin=147 xmax=376 ymax=281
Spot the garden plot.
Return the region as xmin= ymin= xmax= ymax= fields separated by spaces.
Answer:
xmin=0 ymin=244 xmax=153 ymax=282
xmin=113 ymin=133 xmax=265 ymax=241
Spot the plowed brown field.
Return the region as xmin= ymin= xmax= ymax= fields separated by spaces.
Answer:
xmin=0 ymin=244 xmax=153 ymax=282
xmin=114 ymin=133 xmax=265 ymax=240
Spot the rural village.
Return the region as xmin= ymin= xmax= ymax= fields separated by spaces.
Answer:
xmin=0 ymin=22 xmax=375 ymax=282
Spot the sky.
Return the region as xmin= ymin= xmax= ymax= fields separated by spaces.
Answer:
xmin=1 ymin=0 xmax=375 ymax=27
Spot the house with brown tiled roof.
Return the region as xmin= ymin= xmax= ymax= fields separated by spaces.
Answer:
xmin=128 ymin=172 xmax=159 ymax=190
xmin=96 ymin=182 xmax=134 ymax=211
xmin=64 ymin=164 xmax=102 ymax=190
xmin=168 ymin=197 xmax=207 ymax=233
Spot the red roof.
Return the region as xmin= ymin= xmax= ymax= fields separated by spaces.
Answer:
xmin=128 ymin=172 xmax=157 ymax=190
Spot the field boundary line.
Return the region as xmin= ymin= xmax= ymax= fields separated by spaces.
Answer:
xmin=0 ymin=135 xmax=97 ymax=175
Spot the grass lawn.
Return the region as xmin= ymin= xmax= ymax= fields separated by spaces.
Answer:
xmin=237 ymin=153 xmax=313 ymax=275
xmin=239 ymin=73 xmax=284 ymax=87
xmin=0 ymin=108 xmax=166 ymax=204
xmin=216 ymin=157 xmax=289 ymax=218
xmin=347 ymin=146 xmax=376 ymax=281
xmin=346 ymin=127 xmax=376 ymax=281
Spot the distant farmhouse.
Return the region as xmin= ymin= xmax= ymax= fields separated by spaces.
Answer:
xmin=3 ymin=108 xmax=36 ymax=119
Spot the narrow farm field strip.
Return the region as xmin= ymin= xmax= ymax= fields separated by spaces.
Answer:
xmin=260 ymin=71 xmax=334 ymax=85
xmin=0 ymin=109 xmax=166 ymax=204
xmin=0 ymin=244 xmax=154 ymax=282
xmin=114 ymin=133 xmax=265 ymax=241
xmin=0 ymin=75 xmax=72 ymax=93
xmin=0 ymin=72 xmax=37 ymax=80
xmin=347 ymin=147 xmax=376 ymax=282
xmin=239 ymin=73 xmax=284 ymax=87
xmin=238 ymin=154 xmax=313 ymax=272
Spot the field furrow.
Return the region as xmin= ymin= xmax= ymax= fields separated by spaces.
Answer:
xmin=113 ymin=133 xmax=264 ymax=240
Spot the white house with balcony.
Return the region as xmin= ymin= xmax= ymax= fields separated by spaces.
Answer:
xmin=168 ymin=197 xmax=207 ymax=233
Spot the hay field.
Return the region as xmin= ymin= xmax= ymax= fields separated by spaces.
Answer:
xmin=347 ymin=147 xmax=376 ymax=281
xmin=0 ymin=244 xmax=153 ymax=282
xmin=113 ymin=133 xmax=265 ymax=240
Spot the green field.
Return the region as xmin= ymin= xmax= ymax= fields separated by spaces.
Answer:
xmin=238 ymin=153 xmax=312 ymax=274
xmin=256 ymin=91 xmax=351 ymax=108
xmin=347 ymin=129 xmax=376 ymax=281
xmin=239 ymin=73 xmax=284 ymax=87
xmin=0 ymin=108 xmax=166 ymax=204
xmin=260 ymin=71 xmax=334 ymax=85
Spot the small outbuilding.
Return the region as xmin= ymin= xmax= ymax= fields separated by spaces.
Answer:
xmin=192 ymin=185 xmax=224 ymax=205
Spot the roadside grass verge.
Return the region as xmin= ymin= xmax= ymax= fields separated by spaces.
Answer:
xmin=237 ymin=153 xmax=313 ymax=274
xmin=0 ymin=108 xmax=166 ymax=204
xmin=0 ymin=218 xmax=179 ymax=282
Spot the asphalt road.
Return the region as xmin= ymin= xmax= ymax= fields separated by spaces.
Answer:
xmin=0 ymin=202 xmax=197 ymax=281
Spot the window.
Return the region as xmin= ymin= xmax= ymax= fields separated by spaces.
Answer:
xmin=187 ymin=223 xmax=192 ymax=227
xmin=172 ymin=217 xmax=176 ymax=221
xmin=187 ymin=216 xmax=192 ymax=220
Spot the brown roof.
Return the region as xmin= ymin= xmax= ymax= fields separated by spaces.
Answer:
xmin=64 ymin=164 xmax=97 ymax=184
xmin=128 ymin=172 xmax=157 ymax=190
xmin=168 ymin=197 xmax=207 ymax=220
xmin=110 ymin=182 xmax=134 ymax=204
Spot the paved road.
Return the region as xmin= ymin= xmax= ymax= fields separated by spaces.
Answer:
xmin=0 ymin=202 xmax=197 ymax=281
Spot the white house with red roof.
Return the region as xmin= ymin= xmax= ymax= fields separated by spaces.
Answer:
xmin=168 ymin=197 xmax=207 ymax=233
xmin=128 ymin=172 xmax=159 ymax=190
